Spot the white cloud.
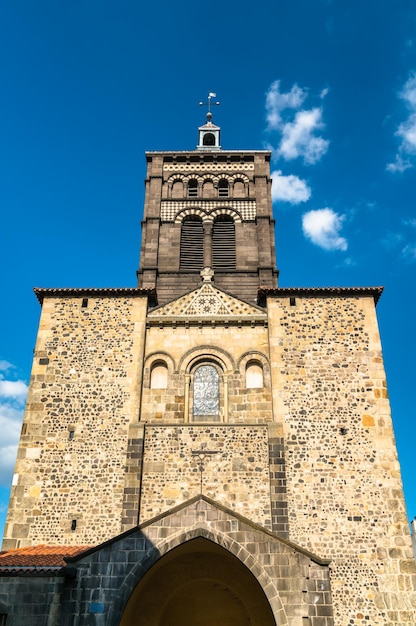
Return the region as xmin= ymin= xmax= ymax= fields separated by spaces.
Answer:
xmin=265 ymin=80 xmax=307 ymax=130
xmin=302 ymin=208 xmax=348 ymax=251
xmin=401 ymin=74 xmax=416 ymax=108
xmin=278 ymin=108 xmax=329 ymax=164
xmin=0 ymin=379 xmax=28 ymax=399
xmin=335 ymin=257 xmax=358 ymax=269
xmin=386 ymin=155 xmax=412 ymax=173
xmin=381 ymin=221 xmax=416 ymax=262
xmin=342 ymin=257 xmax=357 ymax=267
xmin=402 ymin=243 xmax=416 ymax=261
xmin=0 ymin=405 xmax=24 ymax=488
xmin=381 ymin=232 xmax=404 ymax=250
xmin=271 ymin=170 xmax=311 ymax=204
xmin=397 ymin=113 xmax=416 ymax=153
xmin=0 ymin=364 xmax=27 ymax=488
xmin=400 ymin=219 xmax=416 ymax=262
xmin=387 ymin=73 xmax=416 ymax=172
xmin=265 ymin=80 xmax=329 ymax=164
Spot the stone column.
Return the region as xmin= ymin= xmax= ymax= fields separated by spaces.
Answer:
xmin=203 ymin=220 xmax=213 ymax=268
xmin=184 ymin=374 xmax=191 ymax=422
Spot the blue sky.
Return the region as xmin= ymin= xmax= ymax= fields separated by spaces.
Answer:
xmin=1 ymin=0 xmax=416 ymax=542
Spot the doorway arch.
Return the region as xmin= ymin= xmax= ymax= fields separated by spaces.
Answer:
xmin=119 ymin=537 xmax=276 ymax=626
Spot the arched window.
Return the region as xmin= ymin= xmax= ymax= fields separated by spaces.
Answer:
xmin=188 ymin=179 xmax=198 ymax=197
xmin=233 ymin=179 xmax=245 ymax=198
xmin=203 ymin=133 xmax=215 ymax=146
xmin=212 ymin=215 xmax=236 ymax=270
xmin=171 ymin=179 xmax=184 ymax=199
xmin=218 ymin=179 xmax=229 ymax=197
xmin=180 ymin=216 xmax=204 ymax=270
xmin=246 ymin=361 xmax=264 ymax=388
xmin=193 ymin=364 xmax=220 ymax=421
xmin=151 ymin=362 xmax=168 ymax=389
xmin=202 ymin=179 xmax=215 ymax=198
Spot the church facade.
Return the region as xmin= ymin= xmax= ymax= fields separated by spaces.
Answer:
xmin=1 ymin=112 xmax=415 ymax=625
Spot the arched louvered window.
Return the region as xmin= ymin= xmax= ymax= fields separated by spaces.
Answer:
xmin=180 ymin=216 xmax=204 ymax=271
xmin=218 ymin=179 xmax=229 ymax=197
xmin=188 ymin=179 xmax=198 ymax=197
xmin=212 ymin=215 xmax=236 ymax=271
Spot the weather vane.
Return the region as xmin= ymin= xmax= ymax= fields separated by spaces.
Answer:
xmin=199 ymin=92 xmax=220 ymax=121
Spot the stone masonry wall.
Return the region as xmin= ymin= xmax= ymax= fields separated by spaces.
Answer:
xmin=0 ymin=576 xmax=63 ymax=626
xmin=57 ymin=498 xmax=334 ymax=626
xmin=3 ymin=295 xmax=148 ymax=549
xmin=139 ymin=425 xmax=272 ymax=527
xmin=141 ymin=324 xmax=273 ymax=423
xmin=268 ymin=295 xmax=416 ymax=625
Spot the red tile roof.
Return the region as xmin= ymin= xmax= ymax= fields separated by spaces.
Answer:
xmin=0 ymin=545 xmax=93 ymax=573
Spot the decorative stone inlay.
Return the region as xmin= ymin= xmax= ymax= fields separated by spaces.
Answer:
xmin=163 ymin=162 xmax=255 ymax=171
xmin=161 ymin=200 xmax=256 ymax=221
xmin=148 ymin=283 xmax=266 ymax=319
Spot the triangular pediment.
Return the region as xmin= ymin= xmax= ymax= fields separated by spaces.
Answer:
xmin=148 ymin=283 xmax=266 ymax=322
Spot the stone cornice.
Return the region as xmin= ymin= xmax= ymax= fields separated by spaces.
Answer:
xmin=257 ymin=286 xmax=383 ymax=306
xmin=34 ymin=287 xmax=158 ymax=306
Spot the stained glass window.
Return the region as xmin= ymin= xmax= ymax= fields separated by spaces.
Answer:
xmin=193 ymin=364 xmax=219 ymax=418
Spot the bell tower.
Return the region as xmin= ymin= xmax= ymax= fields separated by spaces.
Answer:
xmin=137 ymin=95 xmax=278 ymax=305
xmin=2 ymin=95 xmax=416 ymax=626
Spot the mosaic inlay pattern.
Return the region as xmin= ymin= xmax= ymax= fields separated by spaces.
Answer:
xmin=160 ymin=200 xmax=256 ymax=222
xmin=148 ymin=283 xmax=266 ymax=319
xmin=163 ymin=162 xmax=255 ymax=172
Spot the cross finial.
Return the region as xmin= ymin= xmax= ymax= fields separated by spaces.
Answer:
xmin=199 ymin=92 xmax=220 ymax=122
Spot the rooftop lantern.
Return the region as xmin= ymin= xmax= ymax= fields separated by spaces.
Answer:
xmin=197 ymin=92 xmax=221 ymax=150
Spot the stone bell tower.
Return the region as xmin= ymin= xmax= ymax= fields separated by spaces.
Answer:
xmin=1 ymin=96 xmax=415 ymax=626
xmin=137 ymin=97 xmax=278 ymax=305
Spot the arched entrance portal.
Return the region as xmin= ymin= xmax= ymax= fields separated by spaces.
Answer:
xmin=120 ymin=537 xmax=276 ymax=626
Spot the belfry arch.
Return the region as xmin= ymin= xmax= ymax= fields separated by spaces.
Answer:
xmin=119 ymin=537 xmax=277 ymax=626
